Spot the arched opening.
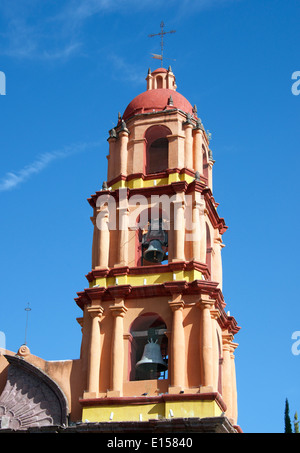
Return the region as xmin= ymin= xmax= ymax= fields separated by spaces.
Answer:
xmin=128 ymin=313 xmax=168 ymax=381
xmin=156 ymin=75 xmax=163 ymax=89
xmin=135 ymin=207 xmax=169 ymax=266
xmin=145 ymin=125 xmax=171 ymax=175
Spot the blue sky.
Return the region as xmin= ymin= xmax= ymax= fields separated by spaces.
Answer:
xmin=0 ymin=0 xmax=300 ymax=433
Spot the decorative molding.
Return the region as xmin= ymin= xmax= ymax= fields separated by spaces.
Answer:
xmin=88 ymin=178 xmax=227 ymax=234
xmin=85 ymin=260 xmax=210 ymax=282
xmin=75 ymin=279 xmax=240 ymax=335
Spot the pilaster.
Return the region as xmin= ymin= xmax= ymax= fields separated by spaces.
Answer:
xmin=168 ymin=293 xmax=185 ymax=393
xmin=84 ymin=305 xmax=104 ymax=398
xmin=197 ymin=295 xmax=215 ymax=392
xmin=222 ymin=333 xmax=234 ymax=421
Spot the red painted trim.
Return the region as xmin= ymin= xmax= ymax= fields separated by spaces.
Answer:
xmin=85 ymin=260 xmax=210 ymax=282
xmin=74 ymin=277 xmax=240 ymax=335
xmin=79 ymin=392 xmax=227 ymax=412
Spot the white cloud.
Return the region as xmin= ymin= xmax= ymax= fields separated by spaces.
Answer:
xmin=0 ymin=141 xmax=101 ymax=192
xmin=0 ymin=0 xmax=241 ymax=60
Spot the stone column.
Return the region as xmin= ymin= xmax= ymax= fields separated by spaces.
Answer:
xmin=96 ymin=205 xmax=110 ymax=269
xmin=86 ymin=305 xmax=104 ymax=398
xmin=117 ymin=205 xmax=129 ymax=267
xmin=207 ymin=160 xmax=214 ymax=191
xmin=91 ymin=214 xmax=99 ymax=269
xmin=183 ymin=122 xmax=193 ymax=170
xmin=210 ymin=309 xmax=221 ymax=392
xmin=222 ymin=334 xmax=233 ymax=419
xmin=168 ymin=296 xmax=185 ymax=392
xmin=107 ymin=134 xmax=117 ymax=182
xmin=109 ymin=301 xmax=127 ymax=396
xmin=191 ymin=197 xmax=204 ymax=261
xmin=199 ymin=210 xmax=207 ymax=263
xmin=230 ymin=341 xmax=239 ymax=425
xmin=193 ymin=127 xmax=204 ymax=174
xmin=119 ymin=126 xmax=129 ymax=177
xmin=146 ymin=70 xmax=153 ymax=90
xmin=172 ymin=197 xmax=185 ymax=262
xmin=197 ymin=296 xmax=215 ymax=391
xmin=213 ymin=237 xmax=224 ymax=289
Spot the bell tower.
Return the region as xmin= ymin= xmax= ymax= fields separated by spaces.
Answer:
xmin=75 ymin=67 xmax=240 ymax=430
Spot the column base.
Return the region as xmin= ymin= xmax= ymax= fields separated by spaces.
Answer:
xmin=107 ymin=390 xmax=121 ymax=397
xmin=199 ymin=385 xmax=214 ymax=393
xmin=83 ymin=391 xmax=98 ymax=399
xmin=168 ymin=386 xmax=184 ymax=394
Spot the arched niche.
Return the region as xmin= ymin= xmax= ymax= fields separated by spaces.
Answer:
xmin=144 ymin=125 xmax=171 ymax=175
xmin=134 ymin=206 xmax=169 ymax=266
xmin=128 ymin=313 xmax=168 ymax=382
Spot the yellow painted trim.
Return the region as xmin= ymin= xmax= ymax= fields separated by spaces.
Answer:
xmin=167 ymin=172 xmax=180 ymax=184
xmin=89 ymin=269 xmax=202 ymax=289
xmin=110 ymin=172 xmax=194 ymax=191
xmin=82 ymin=399 xmax=222 ymax=422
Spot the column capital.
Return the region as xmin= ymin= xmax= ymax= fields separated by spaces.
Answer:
xmin=193 ymin=199 xmax=205 ymax=210
xmin=86 ymin=305 xmax=104 ymax=319
xmin=109 ymin=302 xmax=127 ymax=318
xmin=165 ymin=282 xmax=186 ymax=311
xmin=230 ymin=341 xmax=239 ymax=358
xmin=182 ymin=121 xmax=194 ymax=130
xmin=210 ymin=308 xmax=221 ymax=320
xmin=168 ymin=299 xmax=185 ymax=312
xmin=222 ymin=332 xmax=234 ymax=350
xmin=196 ymin=295 xmax=215 ymax=310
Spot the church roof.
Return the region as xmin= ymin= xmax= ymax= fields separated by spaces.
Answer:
xmin=122 ymin=68 xmax=195 ymax=121
xmin=123 ymin=88 xmax=194 ymax=121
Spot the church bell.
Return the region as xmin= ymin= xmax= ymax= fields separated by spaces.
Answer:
xmin=135 ymin=335 xmax=167 ymax=379
xmin=142 ymin=218 xmax=168 ymax=263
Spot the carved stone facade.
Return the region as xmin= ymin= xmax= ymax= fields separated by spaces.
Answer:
xmin=0 ymin=353 xmax=68 ymax=430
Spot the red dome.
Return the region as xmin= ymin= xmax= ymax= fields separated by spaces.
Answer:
xmin=122 ymin=88 xmax=195 ymax=121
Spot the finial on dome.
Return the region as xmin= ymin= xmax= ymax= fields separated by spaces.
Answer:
xmin=168 ymin=95 xmax=174 ymax=106
xmin=108 ymin=128 xmax=117 ymax=139
xmin=119 ymin=119 xmax=129 ymax=134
